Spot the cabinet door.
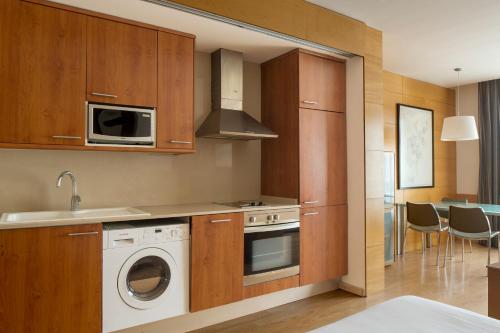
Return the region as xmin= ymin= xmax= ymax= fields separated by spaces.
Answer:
xmin=300 ymin=205 xmax=347 ymax=285
xmin=299 ymin=52 xmax=345 ymax=112
xmin=191 ymin=213 xmax=244 ymax=311
xmin=157 ymin=32 xmax=195 ymax=150
xmin=0 ymin=1 xmax=86 ymax=145
xmin=87 ymin=17 xmax=157 ymax=107
xmin=0 ymin=224 xmax=102 ymax=333
xmin=299 ymin=109 xmax=347 ymax=207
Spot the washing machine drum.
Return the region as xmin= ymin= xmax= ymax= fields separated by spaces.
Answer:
xmin=118 ymin=247 xmax=177 ymax=310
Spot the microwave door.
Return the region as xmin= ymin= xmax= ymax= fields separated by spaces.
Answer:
xmin=87 ymin=104 xmax=155 ymax=145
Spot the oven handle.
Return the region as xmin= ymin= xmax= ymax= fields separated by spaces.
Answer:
xmin=244 ymin=221 xmax=300 ymax=234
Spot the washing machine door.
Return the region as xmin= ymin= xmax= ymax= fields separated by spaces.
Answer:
xmin=118 ymin=247 xmax=177 ymax=310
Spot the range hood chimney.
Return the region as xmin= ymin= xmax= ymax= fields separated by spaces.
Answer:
xmin=196 ymin=49 xmax=278 ymax=140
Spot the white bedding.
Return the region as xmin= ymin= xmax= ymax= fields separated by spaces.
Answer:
xmin=310 ymin=296 xmax=500 ymax=332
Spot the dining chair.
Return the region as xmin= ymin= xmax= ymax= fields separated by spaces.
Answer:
xmin=445 ymin=206 xmax=500 ymax=267
xmin=404 ymin=202 xmax=448 ymax=265
xmin=440 ymin=197 xmax=472 ymax=253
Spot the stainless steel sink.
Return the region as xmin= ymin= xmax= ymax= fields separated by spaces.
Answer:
xmin=0 ymin=207 xmax=150 ymax=223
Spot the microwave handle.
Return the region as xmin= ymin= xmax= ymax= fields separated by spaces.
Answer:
xmin=244 ymin=221 xmax=300 ymax=234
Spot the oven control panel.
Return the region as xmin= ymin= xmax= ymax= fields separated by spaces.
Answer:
xmin=244 ymin=208 xmax=300 ymax=226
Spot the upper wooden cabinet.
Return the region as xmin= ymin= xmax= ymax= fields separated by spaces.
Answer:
xmin=157 ymin=32 xmax=195 ymax=150
xmin=86 ymin=17 xmax=158 ymax=107
xmin=300 ymin=205 xmax=348 ymax=286
xmin=0 ymin=1 xmax=86 ymax=145
xmin=299 ymin=109 xmax=347 ymax=207
xmin=0 ymin=224 xmax=102 ymax=333
xmin=0 ymin=0 xmax=197 ymax=153
xmin=191 ymin=213 xmax=244 ymax=312
xmin=299 ymin=51 xmax=346 ymax=112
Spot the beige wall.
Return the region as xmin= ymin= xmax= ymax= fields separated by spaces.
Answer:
xmin=0 ymin=52 xmax=261 ymax=213
xmin=456 ymin=83 xmax=479 ymax=196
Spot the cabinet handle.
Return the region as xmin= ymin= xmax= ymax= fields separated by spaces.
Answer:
xmin=210 ymin=219 xmax=232 ymax=223
xmin=52 ymin=135 xmax=82 ymax=140
xmin=303 ymin=200 xmax=319 ymax=204
xmin=302 ymin=100 xmax=318 ymax=105
xmin=303 ymin=212 xmax=319 ymax=216
xmin=169 ymin=140 xmax=192 ymax=144
xmin=91 ymin=92 xmax=118 ymax=99
xmin=67 ymin=231 xmax=99 ymax=237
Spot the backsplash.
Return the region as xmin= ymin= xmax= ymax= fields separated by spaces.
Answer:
xmin=0 ymin=52 xmax=261 ymax=212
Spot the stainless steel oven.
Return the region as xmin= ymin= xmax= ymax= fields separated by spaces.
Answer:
xmin=87 ymin=103 xmax=156 ymax=147
xmin=243 ymin=208 xmax=300 ymax=286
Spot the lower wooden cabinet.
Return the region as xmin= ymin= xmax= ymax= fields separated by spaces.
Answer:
xmin=300 ymin=205 xmax=347 ymax=285
xmin=0 ymin=224 xmax=102 ymax=333
xmin=191 ymin=213 xmax=244 ymax=312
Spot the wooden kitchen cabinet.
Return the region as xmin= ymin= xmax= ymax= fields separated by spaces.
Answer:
xmin=300 ymin=205 xmax=348 ymax=285
xmin=191 ymin=213 xmax=244 ymax=311
xmin=0 ymin=224 xmax=102 ymax=333
xmin=299 ymin=51 xmax=346 ymax=112
xmin=157 ymin=32 xmax=195 ymax=150
xmin=261 ymin=49 xmax=347 ymax=206
xmin=299 ymin=109 xmax=347 ymax=207
xmin=87 ymin=16 xmax=157 ymax=107
xmin=0 ymin=0 xmax=86 ymax=145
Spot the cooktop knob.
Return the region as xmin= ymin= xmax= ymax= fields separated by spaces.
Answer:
xmin=249 ymin=216 xmax=257 ymax=223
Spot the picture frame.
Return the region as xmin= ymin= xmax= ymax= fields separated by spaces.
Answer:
xmin=397 ymin=103 xmax=434 ymax=189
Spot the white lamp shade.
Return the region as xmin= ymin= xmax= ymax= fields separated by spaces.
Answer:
xmin=441 ymin=115 xmax=478 ymax=141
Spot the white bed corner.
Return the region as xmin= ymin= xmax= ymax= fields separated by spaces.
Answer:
xmin=309 ymin=295 xmax=500 ymax=332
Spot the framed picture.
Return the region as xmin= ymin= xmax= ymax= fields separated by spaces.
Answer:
xmin=397 ymin=103 xmax=434 ymax=189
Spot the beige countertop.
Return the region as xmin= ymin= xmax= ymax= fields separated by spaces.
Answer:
xmin=0 ymin=202 xmax=300 ymax=230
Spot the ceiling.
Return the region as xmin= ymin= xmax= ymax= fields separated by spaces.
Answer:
xmin=309 ymin=0 xmax=500 ymax=87
xmin=52 ymin=0 xmax=345 ymax=64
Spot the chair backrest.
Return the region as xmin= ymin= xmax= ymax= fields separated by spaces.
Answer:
xmin=442 ymin=197 xmax=468 ymax=204
xmin=449 ymin=206 xmax=491 ymax=234
xmin=406 ymin=202 xmax=441 ymax=227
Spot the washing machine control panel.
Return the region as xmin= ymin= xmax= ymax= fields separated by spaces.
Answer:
xmin=140 ymin=224 xmax=189 ymax=245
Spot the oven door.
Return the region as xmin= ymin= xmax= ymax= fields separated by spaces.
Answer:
xmin=87 ymin=103 xmax=155 ymax=145
xmin=244 ymin=222 xmax=300 ymax=286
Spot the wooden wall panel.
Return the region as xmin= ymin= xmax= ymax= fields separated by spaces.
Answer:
xmin=364 ymin=27 xmax=385 ymax=294
xmin=383 ymin=70 xmax=457 ymax=251
xmin=170 ymin=0 xmax=366 ymax=56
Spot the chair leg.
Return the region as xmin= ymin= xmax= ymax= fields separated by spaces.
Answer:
xmin=461 ymin=238 xmax=465 ymax=262
xmin=488 ymin=238 xmax=492 ymax=266
xmin=403 ymin=224 xmax=408 ymax=255
xmin=497 ymin=234 xmax=500 ymax=262
xmin=421 ymin=233 xmax=425 ymax=254
xmin=469 ymin=240 xmax=473 ymax=253
xmin=444 ymin=233 xmax=449 ymax=267
xmin=436 ymin=232 xmax=441 ymax=266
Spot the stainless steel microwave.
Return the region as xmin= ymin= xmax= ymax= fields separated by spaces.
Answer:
xmin=87 ymin=103 xmax=156 ymax=147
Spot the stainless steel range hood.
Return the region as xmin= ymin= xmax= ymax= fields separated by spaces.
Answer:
xmin=196 ymin=49 xmax=278 ymax=140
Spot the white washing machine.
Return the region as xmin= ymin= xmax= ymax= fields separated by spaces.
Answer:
xmin=103 ymin=221 xmax=189 ymax=333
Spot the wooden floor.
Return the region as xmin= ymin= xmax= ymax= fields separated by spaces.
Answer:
xmin=192 ymin=241 xmax=498 ymax=333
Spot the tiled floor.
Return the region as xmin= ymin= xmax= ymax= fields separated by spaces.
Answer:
xmin=192 ymin=241 xmax=497 ymax=332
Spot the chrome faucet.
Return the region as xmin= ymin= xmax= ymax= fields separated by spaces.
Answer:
xmin=56 ymin=171 xmax=81 ymax=211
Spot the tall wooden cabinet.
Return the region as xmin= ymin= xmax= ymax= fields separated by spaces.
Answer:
xmin=0 ymin=224 xmax=102 ymax=333
xmin=190 ymin=213 xmax=244 ymax=312
xmin=261 ymin=49 xmax=348 ymax=286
